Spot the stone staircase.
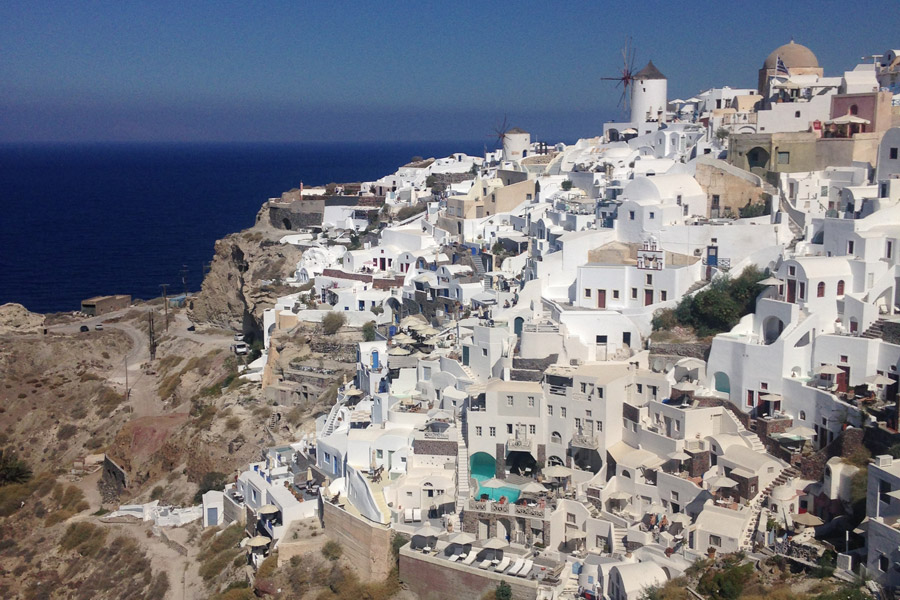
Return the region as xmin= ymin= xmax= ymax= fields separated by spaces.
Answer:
xmin=862 ymin=318 xmax=887 ymax=340
xmin=738 ymin=464 xmax=799 ymax=550
xmin=735 ymin=422 xmax=766 ymax=453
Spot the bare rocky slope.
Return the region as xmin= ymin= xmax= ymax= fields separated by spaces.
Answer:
xmin=189 ymin=206 xmax=303 ymax=336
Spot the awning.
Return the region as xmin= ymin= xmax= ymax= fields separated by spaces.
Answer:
xmin=792 ymin=512 xmax=824 ymax=527
xmin=827 ymin=114 xmax=871 ymax=125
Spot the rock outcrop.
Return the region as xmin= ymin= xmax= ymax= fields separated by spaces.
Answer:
xmin=190 ymin=209 xmax=304 ymax=335
xmin=0 ymin=302 xmax=45 ymax=334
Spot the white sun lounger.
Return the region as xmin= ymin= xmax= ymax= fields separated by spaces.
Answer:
xmin=517 ymin=559 xmax=533 ymax=578
xmin=462 ymin=552 xmax=478 ymax=565
xmin=478 ymin=558 xmax=492 ymax=569
xmin=448 ymin=553 xmax=461 ymax=562
xmin=507 ymin=557 xmax=524 ymax=576
xmin=494 ymin=556 xmax=510 ymax=572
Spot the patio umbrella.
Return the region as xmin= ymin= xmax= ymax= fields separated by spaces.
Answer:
xmin=258 ymin=504 xmax=279 ymax=516
xmin=479 ymin=538 xmax=507 ymax=550
xmin=247 ymin=536 xmax=271 ymax=548
xmin=759 ymin=276 xmax=783 ymax=286
xmin=306 ymin=467 xmax=313 ymax=482
xmin=413 ymin=524 xmax=443 ymax=538
xmin=708 ymin=476 xmax=739 ymax=488
xmin=421 ymin=336 xmax=441 ymax=346
xmin=566 ymin=530 xmax=587 ymax=540
xmin=448 ymin=532 xmax=475 ymax=545
xmin=827 ymin=114 xmax=871 ymax=125
xmin=760 ymin=393 xmax=783 ymax=402
xmin=543 ymin=465 xmax=574 ymax=478
xmin=672 ymin=380 xmax=698 ymax=392
xmin=785 ymin=426 xmax=816 ymax=439
xmin=408 ymin=321 xmax=429 ymax=331
xmin=479 ymin=478 xmax=505 ymax=489
xmin=668 ymin=450 xmax=692 ymax=461
xmin=392 ymin=333 xmax=414 ymax=344
xmin=400 ymin=316 xmax=421 ymax=328
xmin=866 ymin=374 xmax=893 ymax=386
xmin=389 ymin=347 xmax=411 ymax=356
xmin=421 ymin=326 xmax=440 ymax=336
xmin=792 ymin=512 xmax=824 ymax=527
xmin=519 ymin=481 xmax=547 ymax=494
xmin=815 ymin=364 xmax=843 ymax=376
xmin=344 ymin=388 xmax=363 ymax=397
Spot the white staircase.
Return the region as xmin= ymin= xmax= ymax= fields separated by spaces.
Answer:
xmin=321 ymin=400 xmax=345 ymax=437
xmin=612 ymin=526 xmax=627 ymax=555
xmin=735 ymin=423 xmax=766 ymax=453
xmin=739 ymin=501 xmax=764 ymax=551
xmin=459 ymin=364 xmax=477 ymax=382
xmin=456 ymin=430 xmax=471 ymax=512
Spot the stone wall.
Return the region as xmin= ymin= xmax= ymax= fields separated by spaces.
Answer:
xmin=799 ymin=427 xmax=865 ymax=481
xmin=101 ymin=455 xmax=128 ymax=499
xmin=412 ymin=439 xmax=457 ymax=456
xmin=695 ymin=159 xmax=767 ymax=217
xmin=882 ymin=321 xmax=900 ymax=345
xmin=399 ymin=547 xmax=538 ymax=600
xmin=267 ymin=199 xmax=325 ymax=230
xmin=649 ymin=343 xmax=711 ymax=360
xmin=321 ymin=499 xmax=393 ymax=582
xmin=307 ymin=339 xmax=357 ymax=363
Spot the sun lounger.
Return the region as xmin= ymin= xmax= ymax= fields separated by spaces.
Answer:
xmin=462 ymin=552 xmax=477 ymax=565
xmin=507 ymin=558 xmax=524 ymax=576
xmin=478 ymin=558 xmax=492 ymax=569
xmin=494 ymin=556 xmax=510 ymax=572
xmin=517 ymin=559 xmax=533 ymax=578
xmin=448 ymin=553 xmax=460 ymax=562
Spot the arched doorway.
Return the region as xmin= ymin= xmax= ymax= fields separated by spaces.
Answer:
xmin=470 ymin=452 xmax=497 ymax=480
xmin=713 ymin=372 xmax=730 ymax=394
xmin=282 ymin=218 xmax=292 ymax=230
xmin=747 ymin=147 xmax=770 ymax=171
xmin=514 ymin=317 xmax=524 ymax=336
xmin=762 ymin=316 xmax=785 ymax=344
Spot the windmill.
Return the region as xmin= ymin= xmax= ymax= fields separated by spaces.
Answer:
xmin=601 ymin=38 xmax=637 ymax=117
xmin=492 ymin=114 xmax=511 ymax=149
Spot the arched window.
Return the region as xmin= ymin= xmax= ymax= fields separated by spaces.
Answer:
xmin=622 ymin=470 xmax=631 ymax=479
xmin=550 ymin=432 xmax=562 ymax=444
xmin=850 ymin=104 xmax=859 ymax=116
xmin=799 ymin=411 xmax=806 ymax=420
xmin=817 ymin=282 xmax=825 ymax=297
xmin=837 ymin=280 xmax=845 ymax=295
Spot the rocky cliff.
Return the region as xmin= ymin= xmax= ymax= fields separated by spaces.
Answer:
xmin=189 ymin=205 xmax=304 ymax=336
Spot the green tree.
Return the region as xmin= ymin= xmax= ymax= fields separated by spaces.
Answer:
xmin=362 ymin=321 xmax=376 ymax=342
xmin=495 ymin=581 xmax=512 ymax=600
xmin=0 ymin=449 xmax=32 ymax=486
xmin=322 ymin=312 xmax=346 ymax=336
xmin=194 ymin=471 xmax=227 ymax=503
xmin=561 ymin=180 xmax=573 ymax=191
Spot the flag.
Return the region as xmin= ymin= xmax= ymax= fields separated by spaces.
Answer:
xmin=775 ymin=56 xmax=789 ymax=77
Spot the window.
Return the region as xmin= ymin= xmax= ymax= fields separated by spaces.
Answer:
xmin=888 ymin=241 xmax=894 ymax=259
xmin=880 ymin=479 xmax=891 ymax=504
xmin=507 ymin=395 xmax=514 ymax=406
xmin=622 ymin=470 xmax=631 ymax=479
xmin=646 ymin=274 xmax=653 ymax=285
xmin=840 ymin=355 xmax=847 ymax=363
xmin=476 ymin=426 xmax=483 ymax=436
xmin=799 ymin=281 xmax=806 ymax=299
xmin=528 ymin=396 xmax=535 ymax=407
xmin=637 ymin=383 xmax=643 ymax=393
xmin=597 ymin=387 xmax=604 ymax=399
xmin=837 ymin=280 xmax=845 ymax=295
xmin=561 ymin=407 xmax=567 ymax=417
xmin=761 ymin=382 xmax=768 ymax=390
xmin=671 ymin=491 xmax=679 ymax=501
xmin=567 ymin=513 xmax=576 ymax=524
xmin=596 ymin=421 xmax=603 ymax=432
xmin=613 ymin=290 xmax=620 ymax=299
xmin=891 ymin=147 xmax=899 ymax=160
xmin=649 ymin=211 xmax=655 ymax=219
xmin=376 ymin=449 xmax=384 ymax=459
xmin=489 ymin=426 xmax=496 ymax=437
xmin=575 ymin=417 xmax=581 ymax=429
xmin=789 ymin=266 xmax=796 ymax=276
xmin=661 ymin=290 xmax=667 ymax=301
xmin=777 ymin=151 xmax=790 ymax=165
xmin=880 ymin=554 xmax=890 ymax=572
xmin=799 ymin=411 xmax=806 ymax=420
xmin=551 ymin=431 xmax=562 ymax=443
xmin=548 ymin=405 xmax=554 ymax=416
xmin=631 ymin=288 xmax=638 ymax=299
xmin=848 ymin=240 xmax=855 ymax=255
xmin=585 ymin=288 xmax=591 ymax=298
xmin=817 ymin=282 xmax=825 ymax=297
xmin=596 ymin=335 xmax=608 ymax=344
xmin=529 ymin=424 xmax=536 ymax=435
xmin=506 ymin=423 xmax=513 ymax=434
xmin=795 ymin=111 xmax=801 ymax=118
xmin=709 ymin=535 xmax=722 ymax=547
xmin=629 ymin=211 xmax=635 ymax=220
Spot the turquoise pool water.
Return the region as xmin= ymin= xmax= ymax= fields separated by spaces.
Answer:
xmin=470 ymin=453 xmax=521 ymax=502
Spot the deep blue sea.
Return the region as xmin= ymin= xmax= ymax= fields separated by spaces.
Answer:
xmin=0 ymin=142 xmax=484 ymax=313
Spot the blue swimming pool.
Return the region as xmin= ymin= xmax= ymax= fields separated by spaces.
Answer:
xmin=470 ymin=452 xmax=522 ymax=502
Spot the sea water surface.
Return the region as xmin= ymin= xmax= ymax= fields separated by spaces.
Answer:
xmin=0 ymin=141 xmax=484 ymax=313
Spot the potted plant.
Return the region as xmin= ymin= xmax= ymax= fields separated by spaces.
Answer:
xmin=707 ymin=546 xmax=717 ymax=559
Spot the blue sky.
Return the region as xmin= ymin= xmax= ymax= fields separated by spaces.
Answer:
xmin=1 ymin=1 xmax=897 ymax=143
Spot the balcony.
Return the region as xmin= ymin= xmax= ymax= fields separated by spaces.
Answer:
xmin=422 ymin=430 xmax=450 ymax=440
xmin=571 ymin=434 xmax=600 ymax=449
xmin=506 ymin=436 xmax=534 ymax=453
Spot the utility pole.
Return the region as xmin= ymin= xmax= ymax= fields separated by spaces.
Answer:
xmin=124 ymin=356 xmax=129 ymax=399
xmin=160 ymin=284 xmax=169 ymax=332
xmin=180 ymin=265 xmax=189 ymax=297
xmin=148 ymin=310 xmax=156 ymax=361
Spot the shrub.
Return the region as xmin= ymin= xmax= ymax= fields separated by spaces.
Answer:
xmin=59 ymin=522 xmax=107 ymax=557
xmin=495 ymin=581 xmax=512 ymax=600
xmin=225 ymin=416 xmax=241 ymax=431
xmin=0 ymin=449 xmax=32 ymax=485
xmin=362 ymin=321 xmax=376 ymax=342
xmin=57 ymin=424 xmax=78 ymax=440
xmin=194 ymin=472 xmax=227 ymax=503
xmin=321 ymin=540 xmax=343 ymax=561
xmin=322 ymin=313 xmax=346 ymax=336
xmin=697 ymin=562 xmax=754 ymax=600
xmin=561 ymin=180 xmax=573 ymax=191
xmin=150 ymin=486 xmax=164 ymax=501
